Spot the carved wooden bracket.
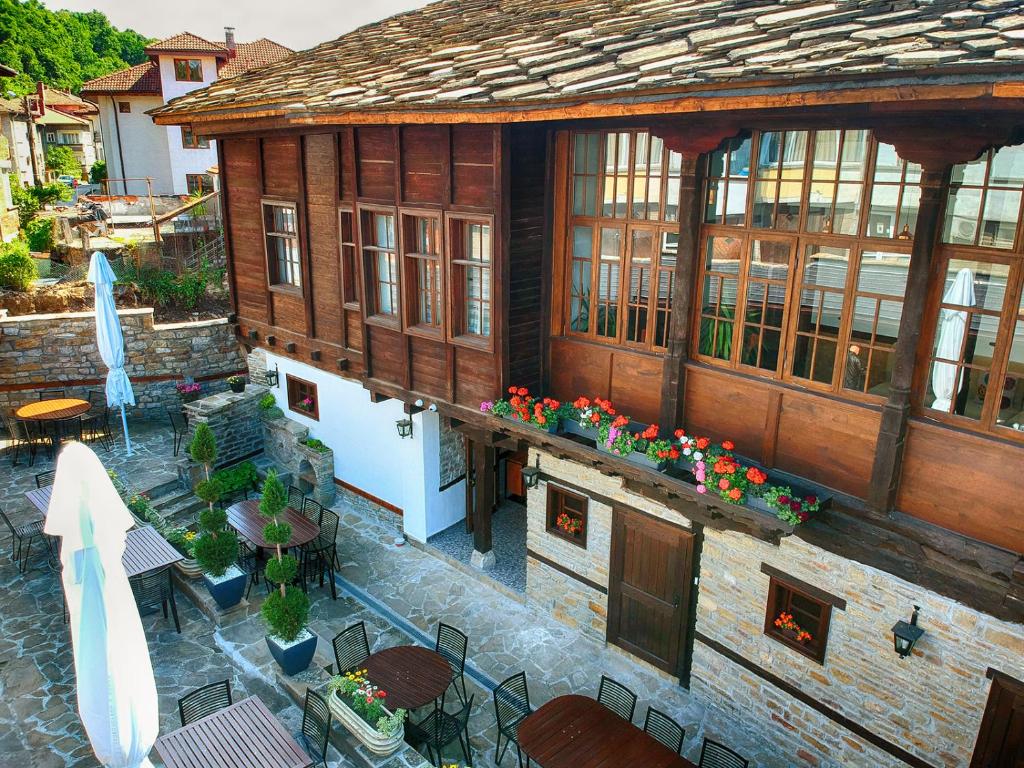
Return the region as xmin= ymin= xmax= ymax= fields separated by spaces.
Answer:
xmin=650 ymin=122 xmax=745 ymax=157
xmin=871 ymin=119 xmax=1023 ymax=171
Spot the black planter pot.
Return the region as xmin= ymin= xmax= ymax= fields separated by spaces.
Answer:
xmin=229 ymin=380 xmax=246 ymax=393
xmin=266 ymin=631 xmax=318 ymax=675
xmin=562 ymin=420 xmax=599 ymax=442
xmin=625 ymin=450 xmax=668 ymax=472
xmin=203 ymin=568 xmax=247 ymax=610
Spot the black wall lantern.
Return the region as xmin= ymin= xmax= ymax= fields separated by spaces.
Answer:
xmin=264 ymin=364 xmax=280 ymax=388
xmin=522 ymin=455 xmax=541 ymax=490
xmin=892 ymin=606 xmax=924 ymax=659
xmin=396 ymin=417 xmax=414 ymax=439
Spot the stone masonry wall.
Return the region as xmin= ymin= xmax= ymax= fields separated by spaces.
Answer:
xmin=438 ymin=417 xmax=466 ymax=489
xmin=0 ymin=308 xmax=245 ymax=419
xmin=183 ymin=386 xmax=267 ymax=472
xmin=527 ymin=448 xmax=1024 ymax=768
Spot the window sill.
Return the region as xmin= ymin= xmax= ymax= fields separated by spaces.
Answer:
xmin=405 ymin=324 xmax=444 ymax=342
xmin=269 ymin=283 xmax=303 ymax=297
xmin=546 ymin=525 xmax=586 ymax=549
xmin=449 ymin=334 xmax=493 ymax=353
xmin=365 ymin=314 xmax=401 ymax=331
xmin=288 ymin=405 xmax=319 ymax=421
xmin=764 ymin=628 xmax=825 ymax=664
xmin=343 ymin=301 xmax=361 ymax=312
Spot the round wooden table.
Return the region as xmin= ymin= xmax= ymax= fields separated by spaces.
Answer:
xmin=16 ymin=398 xmax=91 ymax=422
xmin=226 ymin=499 xmax=319 ymax=549
xmin=362 ymin=646 xmax=452 ymax=710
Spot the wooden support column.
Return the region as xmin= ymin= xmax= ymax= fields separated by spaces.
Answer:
xmin=659 ymin=155 xmax=704 ymax=432
xmin=471 ymin=438 xmax=496 ymax=567
xmin=867 ymin=167 xmax=947 ymax=513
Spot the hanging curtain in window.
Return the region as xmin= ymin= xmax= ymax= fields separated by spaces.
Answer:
xmin=931 ymin=268 xmax=976 ymax=411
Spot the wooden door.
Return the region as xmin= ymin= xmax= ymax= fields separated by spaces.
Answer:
xmin=607 ymin=505 xmax=694 ymax=675
xmin=972 ymin=672 xmax=1024 ymax=767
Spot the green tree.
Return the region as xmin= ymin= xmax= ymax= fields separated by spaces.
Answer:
xmin=189 ymin=423 xmax=239 ymax=577
xmin=45 ymin=145 xmax=80 ymax=177
xmin=259 ymin=470 xmax=310 ymax=641
xmin=89 ymin=158 xmax=106 ymax=184
xmin=0 ymin=239 xmax=36 ymax=290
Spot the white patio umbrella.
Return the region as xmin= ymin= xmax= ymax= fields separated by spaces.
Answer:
xmin=931 ymin=267 xmax=976 ymax=412
xmin=87 ymin=251 xmax=135 ymax=456
xmin=43 ymin=442 xmax=159 ymax=768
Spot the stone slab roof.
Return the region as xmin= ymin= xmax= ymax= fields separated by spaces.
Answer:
xmin=81 ymin=61 xmax=162 ymax=96
xmin=152 ymin=0 xmax=1024 ymax=122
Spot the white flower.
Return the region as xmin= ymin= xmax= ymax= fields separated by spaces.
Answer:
xmin=693 ymin=451 xmax=703 ymax=462
xmin=683 ymin=447 xmax=692 ymax=456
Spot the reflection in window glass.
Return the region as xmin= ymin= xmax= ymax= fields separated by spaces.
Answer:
xmin=806 ymin=130 xmax=868 ymax=236
xmin=791 ymin=245 xmax=850 ymax=384
xmin=603 ymin=132 xmax=631 ymax=218
xmin=704 ymin=135 xmax=751 ymax=226
xmin=699 ymin=236 xmax=741 ymax=361
xmin=570 ymin=226 xmax=593 ymax=333
xmin=741 ymin=240 xmax=791 ymax=373
xmin=596 ymin=227 xmax=622 ymax=338
xmin=1001 ymin=294 xmax=1024 ymax=433
xmin=626 ymin=229 xmax=654 ymax=344
xmin=925 ymin=260 xmax=1009 ymax=422
xmin=654 ymin=232 xmax=677 ymax=348
xmin=943 ymin=145 xmax=1024 ymax=250
xmin=572 ymin=133 xmax=600 ymax=216
xmin=753 ymin=131 xmax=807 ymax=230
xmin=867 ymin=142 xmax=922 ymax=239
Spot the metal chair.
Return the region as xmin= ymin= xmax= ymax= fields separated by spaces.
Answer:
xmin=0 ymin=508 xmax=46 ymax=573
xmin=129 ymin=566 xmax=181 ymax=633
xmin=167 ymin=408 xmax=188 ymax=457
xmin=643 ymin=706 xmax=685 ymax=755
xmin=178 ymin=680 xmax=232 ymax=727
xmin=435 ymin=622 xmax=469 ymax=704
xmin=699 ymin=738 xmax=749 ymax=768
xmin=302 ymin=497 xmax=324 ymax=526
xmin=288 ymin=485 xmax=305 ymax=511
xmin=407 ymin=694 xmax=474 ymax=767
xmin=35 ymin=470 xmax=56 ymax=489
xmin=597 ymin=675 xmax=637 ymax=722
xmin=300 ymin=688 xmax=332 ymax=767
xmin=2 ymin=410 xmax=41 ymax=467
xmin=493 ymin=671 xmax=532 ymax=768
xmin=332 ymin=622 xmax=370 ymax=675
xmin=302 ymin=507 xmax=338 ymax=600
xmin=79 ymin=406 xmax=112 ymax=451
xmin=239 ymin=539 xmax=261 ymax=600
xmin=37 ymin=387 xmax=67 ymax=400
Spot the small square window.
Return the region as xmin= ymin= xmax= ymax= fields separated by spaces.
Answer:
xmin=118 ymin=102 xmax=131 ymax=114
xmin=763 ymin=571 xmax=838 ymax=664
xmin=181 ymin=126 xmax=210 ymax=149
xmin=286 ymin=375 xmax=318 ymax=420
xmin=186 ymin=173 xmax=214 ymax=195
xmin=546 ymin=485 xmax=587 ymax=548
xmin=174 ymin=58 xmax=204 ymax=82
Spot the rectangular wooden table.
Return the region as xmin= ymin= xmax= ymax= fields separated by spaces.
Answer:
xmin=518 ymin=694 xmax=697 ymax=768
xmin=24 ymin=485 xmax=52 ymax=516
xmin=155 ymin=696 xmax=312 ymax=768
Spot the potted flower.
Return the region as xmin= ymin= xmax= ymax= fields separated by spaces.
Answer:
xmin=175 ymin=381 xmax=202 ymax=403
xmin=555 ymin=511 xmax=584 ymax=537
xmin=189 ymin=424 xmax=245 ymax=609
xmin=627 ymin=423 xmax=678 ymax=471
xmin=166 ymin=525 xmax=203 ymax=579
xmin=227 ymin=375 xmax=246 ymax=393
xmin=754 ymin=485 xmax=820 ymax=525
xmin=773 ymin=611 xmax=813 ymax=645
xmin=258 ymin=470 xmax=314 ymax=675
xmin=673 ymin=430 xmax=709 ymax=472
xmin=296 ymin=395 xmax=316 ymax=414
xmin=597 ymin=416 xmax=637 ymax=457
xmin=326 ymin=669 xmax=406 ymax=756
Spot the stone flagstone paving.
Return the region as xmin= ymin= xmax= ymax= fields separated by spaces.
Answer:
xmin=0 ymin=418 xmax=784 ymax=768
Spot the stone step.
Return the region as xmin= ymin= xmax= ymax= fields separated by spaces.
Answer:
xmin=144 ymin=477 xmax=184 ymax=502
xmin=152 ymin=489 xmax=194 ymax=512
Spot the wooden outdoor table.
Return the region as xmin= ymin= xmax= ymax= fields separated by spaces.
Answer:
xmin=226 ymin=499 xmax=320 ymax=549
xmin=24 ymin=486 xmax=52 ymax=516
xmin=518 ymin=694 xmax=697 ymax=768
xmin=362 ymin=645 xmax=453 ymax=710
xmin=122 ymin=526 xmax=183 ymax=578
xmin=155 ymin=695 xmax=312 ymax=768
xmin=15 ymin=398 xmax=91 ymax=422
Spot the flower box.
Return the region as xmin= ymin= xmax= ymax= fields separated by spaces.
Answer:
xmin=562 ymin=420 xmax=599 ymax=441
xmin=328 ymin=691 xmax=404 ymax=757
xmin=625 ymin=450 xmax=668 ymax=472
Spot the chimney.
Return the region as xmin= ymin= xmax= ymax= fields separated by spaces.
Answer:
xmin=34 ymin=80 xmax=45 ymax=116
xmin=225 ymin=27 xmax=236 ymax=57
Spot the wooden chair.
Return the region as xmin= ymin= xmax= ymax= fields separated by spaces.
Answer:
xmin=407 ymin=694 xmax=474 ymax=767
xmin=699 ymin=738 xmax=749 ymax=768
xmin=300 ymin=688 xmax=332 ymax=767
xmin=436 ymin=622 xmax=469 ymax=704
xmin=493 ymin=671 xmax=532 ymax=767
xmin=178 ymin=680 xmax=232 ymax=727
xmin=129 ymin=566 xmax=181 ymax=633
xmin=0 ymin=508 xmax=46 ymax=573
xmin=597 ymin=674 xmax=637 ymax=722
xmin=332 ymin=622 xmax=370 ymax=675
xmin=643 ymin=706 xmax=685 ymax=755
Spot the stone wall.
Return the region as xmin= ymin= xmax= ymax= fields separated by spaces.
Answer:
xmin=438 ymin=418 xmax=466 ymax=489
xmin=182 ymin=385 xmax=267 ymax=473
xmin=263 ymin=411 xmax=336 ymax=506
xmin=526 ymin=447 xmax=1024 ymax=768
xmin=0 ymin=308 xmax=245 ymax=419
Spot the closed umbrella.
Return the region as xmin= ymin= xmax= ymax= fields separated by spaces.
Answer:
xmin=930 ymin=267 xmax=976 ymax=412
xmin=87 ymin=252 xmax=135 ymax=456
xmin=43 ymin=442 xmax=159 ymax=768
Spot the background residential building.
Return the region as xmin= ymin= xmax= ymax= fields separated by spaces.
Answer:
xmin=82 ymin=28 xmax=291 ymax=196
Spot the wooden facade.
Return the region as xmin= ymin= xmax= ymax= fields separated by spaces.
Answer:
xmin=218 ymin=108 xmax=1024 ymax=558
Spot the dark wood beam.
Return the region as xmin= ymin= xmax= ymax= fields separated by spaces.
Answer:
xmin=868 ymin=167 xmax=948 ymax=514
xmin=472 ymin=440 xmax=495 ymax=555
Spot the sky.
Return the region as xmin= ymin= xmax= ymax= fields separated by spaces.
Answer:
xmin=43 ymin=0 xmax=435 ymax=51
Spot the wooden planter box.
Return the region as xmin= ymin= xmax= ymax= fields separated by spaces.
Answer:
xmin=328 ymin=692 xmax=404 ymax=757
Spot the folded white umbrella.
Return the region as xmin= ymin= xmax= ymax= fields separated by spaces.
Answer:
xmin=930 ymin=268 xmax=976 ymax=412
xmin=87 ymin=252 xmax=135 ymax=456
xmin=43 ymin=442 xmax=159 ymax=768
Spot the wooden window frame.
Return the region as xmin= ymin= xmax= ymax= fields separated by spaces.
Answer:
xmin=400 ymin=208 xmax=444 ymax=339
xmin=173 ymin=58 xmax=203 ymax=82
xmin=261 ymin=198 xmax=302 ymax=294
xmin=117 ymin=101 xmax=131 ymax=114
xmin=563 ymin=129 xmax=683 ymax=353
xmin=545 ymin=484 xmax=588 ymax=549
xmin=941 ymin=146 xmax=1024 ymax=252
xmin=338 ymin=205 xmax=360 ymax=309
xmin=762 ymin=572 xmax=835 ymax=664
xmin=358 ymin=203 xmax=400 ymax=328
xmin=180 ymin=126 xmax=209 ymax=149
xmin=186 ymin=173 xmax=214 ymax=195
xmin=446 ymin=211 xmax=494 ymax=351
xmin=285 ymin=374 xmax=319 ymax=420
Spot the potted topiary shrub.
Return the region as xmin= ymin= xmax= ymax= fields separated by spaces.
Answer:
xmin=259 ymin=470 xmax=315 ymax=675
xmin=189 ymin=424 xmax=245 ymax=609
xmin=227 ymin=375 xmax=246 ymax=394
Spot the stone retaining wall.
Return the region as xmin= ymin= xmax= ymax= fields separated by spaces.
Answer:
xmin=182 ymin=385 xmax=267 ymax=472
xmin=0 ymin=308 xmax=245 ymax=419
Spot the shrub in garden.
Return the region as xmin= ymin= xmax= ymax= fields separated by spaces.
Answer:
xmin=259 ymin=470 xmax=310 ymax=641
xmin=0 ymin=239 xmax=36 ymax=290
xmin=25 ymin=217 xmax=54 ymax=252
xmin=189 ymin=423 xmax=239 ymax=576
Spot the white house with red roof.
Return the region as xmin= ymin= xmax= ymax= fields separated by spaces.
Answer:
xmin=82 ymin=28 xmax=290 ymax=196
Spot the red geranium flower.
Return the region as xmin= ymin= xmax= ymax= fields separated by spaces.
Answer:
xmin=612 ymin=415 xmax=629 ymax=428
xmin=696 ymin=437 xmax=710 ymax=450
xmin=517 ymin=387 xmax=528 ymax=396
xmin=674 ymin=428 xmax=685 ymax=439
xmin=722 ymin=440 xmax=735 ymax=451
xmin=669 ymin=447 xmax=680 ymax=460
xmin=728 ymin=488 xmax=742 ymax=501
xmin=718 ymin=478 xmax=730 ymax=490
xmin=508 ymin=386 xmax=517 ymax=394
xmin=590 ymin=412 xmax=601 ymax=424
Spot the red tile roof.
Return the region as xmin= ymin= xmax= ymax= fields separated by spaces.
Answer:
xmin=81 ymin=61 xmax=162 ymax=96
xmin=145 ymin=32 xmax=228 ymax=56
xmin=219 ymin=39 xmax=294 ymax=79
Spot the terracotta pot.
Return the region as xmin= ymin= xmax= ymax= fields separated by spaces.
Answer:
xmin=328 ymin=691 xmax=404 ymax=756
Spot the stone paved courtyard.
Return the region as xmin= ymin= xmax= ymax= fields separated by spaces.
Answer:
xmin=0 ymin=418 xmax=779 ymax=768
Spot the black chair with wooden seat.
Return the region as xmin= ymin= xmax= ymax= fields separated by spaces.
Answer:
xmin=493 ymin=671 xmax=532 ymax=768
xmin=699 ymin=738 xmax=749 ymax=768
xmin=406 ymin=694 xmax=474 ymax=767
xmin=435 ymin=622 xmax=469 ymax=704
xmin=35 ymin=470 xmax=56 ymax=489
xmin=0 ymin=508 xmax=46 ymax=573
xmin=129 ymin=566 xmax=181 ymax=633
xmin=300 ymin=688 xmax=332 ymax=767
xmin=597 ymin=675 xmax=637 ymax=722
xmin=178 ymin=680 xmax=232 ymax=727
xmin=167 ymin=408 xmax=188 ymax=457
xmin=302 ymin=507 xmax=338 ymax=600
xmin=643 ymin=706 xmax=685 ymax=755
xmin=288 ymin=485 xmax=305 ymax=512
xmin=332 ymin=621 xmax=370 ymax=675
